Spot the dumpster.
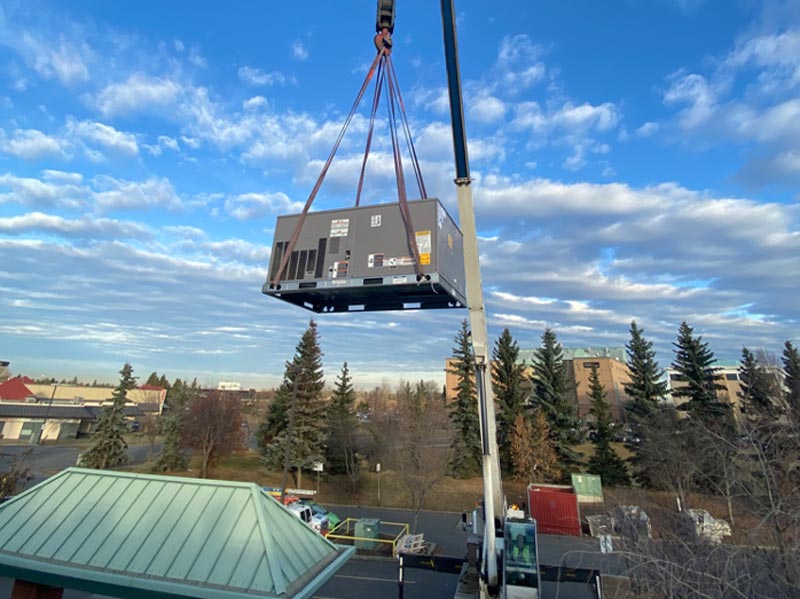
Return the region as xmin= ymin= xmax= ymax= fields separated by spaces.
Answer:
xmin=527 ymin=484 xmax=581 ymax=537
xmin=354 ymin=518 xmax=381 ymax=550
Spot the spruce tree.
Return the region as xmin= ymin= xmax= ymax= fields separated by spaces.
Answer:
xmin=152 ymin=377 xmax=194 ymax=472
xmin=82 ymin=363 xmax=135 ymax=470
xmin=325 ymin=362 xmax=358 ymax=475
xmin=530 ymin=328 xmax=580 ymax=474
xmin=145 ymin=372 xmax=160 ymax=386
xmin=260 ymin=320 xmax=327 ymax=488
xmin=587 ymin=366 xmax=630 ymax=486
xmin=623 ymin=321 xmax=667 ymax=483
xmin=738 ymin=347 xmax=776 ymax=422
xmin=448 ymin=320 xmax=481 ymax=477
xmin=491 ymin=328 xmax=527 ymax=474
xmin=624 ymin=321 xmax=668 ymax=407
xmin=671 ymin=321 xmax=731 ymax=430
xmin=783 ymin=341 xmax=800 ymax=423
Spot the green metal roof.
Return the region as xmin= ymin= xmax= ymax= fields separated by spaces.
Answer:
xmin=0 ymin=468 xmax=354 ymax=599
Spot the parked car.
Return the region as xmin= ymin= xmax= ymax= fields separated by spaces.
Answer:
xmin=300 ymin=499 xmax=341 ymax=530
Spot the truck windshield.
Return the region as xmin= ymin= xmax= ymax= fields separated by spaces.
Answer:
xmin=504 ymin=520 xmax=539 ymax=589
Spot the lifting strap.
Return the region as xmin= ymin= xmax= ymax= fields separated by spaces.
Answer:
xmin=271 ymin=39 xmax=430 ymax=287
xmin=270 ymin=49 xmax=385 ymax=288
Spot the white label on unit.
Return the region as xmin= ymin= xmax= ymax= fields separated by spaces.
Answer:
xmin=415 ymin=230 xmax=432 ymax=254
xmin=371 ymin=214 xmax=382 ymax=227
xmin=330 ymin=218 xmax=350 ymax=237
xmin=392 ymin=275 xmax=408 ymax=284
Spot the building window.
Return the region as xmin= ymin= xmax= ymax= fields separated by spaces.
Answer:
xmin=725 ymin=373 xmax=738 ymax=381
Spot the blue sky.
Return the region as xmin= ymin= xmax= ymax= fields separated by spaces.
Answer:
xmin=1 ymin=0 xmax=798 ymax=388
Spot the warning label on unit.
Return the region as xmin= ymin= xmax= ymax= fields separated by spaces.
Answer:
xmin=392 ymin=275 xmax=408 ymax=284
xmin=368 ymin=253 xmax=384 ymax=268
xmin=416 ymin=230 xmax=432 ymax=266
xmin=371 ymin=214 xmax=382 ymax=227
xmin=330 ymin=219 xmax=350 ymax=237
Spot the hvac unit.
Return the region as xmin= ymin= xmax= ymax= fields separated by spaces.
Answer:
xmin=263 ymin=198 xmax=466 ymax=313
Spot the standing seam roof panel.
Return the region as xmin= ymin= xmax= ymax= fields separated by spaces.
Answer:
xmin=144 ymin=483 xmax=206 ymax=577
xmin=168 ymin=486 xmax=235 ymax=581
xmin=106 ymin=481 xmax=183 ymax=572
xmin=206 ymin=494 xmax=259 ymax=588
xmin=0 ymin=472 xmax=73 ymax=550
xmin=130 ymin=482 xmax=201 ymax=575
xmin=9 ymin=474 xmax=86 ymax=555
xmin=186 ymin=488 xmax=247 ymax=583
xmin=227 ymin=523 xmax=271 ymax=591
xmin=67 ymin=480 xmax=133 ymax=563
xmin=36 ymin=474 xmax=110 ymax=559
xmin=87 ymin=478 xmax=155 ymax=568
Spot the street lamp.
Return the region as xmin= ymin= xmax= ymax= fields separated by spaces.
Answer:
xmin=39 ymin=384 xmax=57 ymax=445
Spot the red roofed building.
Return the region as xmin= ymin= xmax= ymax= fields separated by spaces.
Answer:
xmin=0 ymin=377 xmax=34 ymax=401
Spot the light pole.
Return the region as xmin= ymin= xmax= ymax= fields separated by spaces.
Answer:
xmin=38 ymin=383 xmax=57 ymax=445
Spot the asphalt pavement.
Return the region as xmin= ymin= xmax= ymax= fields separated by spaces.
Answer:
xmin=0 ymin=441 xmax=159 ymax=489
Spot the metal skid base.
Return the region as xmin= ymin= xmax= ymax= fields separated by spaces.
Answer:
xmin=262 ymin=272 xmax=466 ymax=313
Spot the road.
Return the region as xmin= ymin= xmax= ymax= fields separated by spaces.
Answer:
xmin=0 ymin=442 xmax=159 ymax=489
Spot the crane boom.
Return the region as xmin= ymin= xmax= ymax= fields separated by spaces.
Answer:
xmin=439 ymin=0 xmax=503 ymax=595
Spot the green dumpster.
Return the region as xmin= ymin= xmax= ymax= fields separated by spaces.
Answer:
xmin=354 ymin=518 xmax=380 ymax=550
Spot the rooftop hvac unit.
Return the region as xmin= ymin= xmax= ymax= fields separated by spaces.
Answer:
xmin=263 ymin=198 xmax=467 ymax=313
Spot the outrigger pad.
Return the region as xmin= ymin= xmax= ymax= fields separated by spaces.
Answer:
xmin=263 ymin=198 xmax=467 ymax=313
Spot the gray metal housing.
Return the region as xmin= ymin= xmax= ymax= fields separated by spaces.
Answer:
xmin=263 ymin=198 xmax=466 ymax=313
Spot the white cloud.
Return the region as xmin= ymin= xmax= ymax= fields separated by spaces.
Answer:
xmin=95 ymin=73 xmax=182 ymax=117
xmin=91 ymin=176 xmax=181 ymax=211
xmin=552 ymin=102 xmax=620 ymax=131
xmin=188 ymin=47 xmax=207 ymax=68
xmin=292 ymin=39 xmax=309 ymax=61
xmin=2 ymin=30 xmax=92 ymax=85
xmin=243 ymin=96 xmax=267 ymax=111
xmin=0 ymin=172 xmax=86 ymax=209
xmin=469 ymin=93 xmax=506 ymax=123
xmin=496 ymin=34 xmax=547 ymax=90
xmin=635 ymin=122 xmax=659 ymax=137
xmin=0 ymin=128 xmax=71 ymax=159
xmin=0 ymin=212 xmax=150 ymax=240
xmin=66 ymin=118 xmax=139 ymax=155
xmin=224 ymin=192 xmax=302 ymax=220
xmin=238 ymin=66 xmax=286 ymax=86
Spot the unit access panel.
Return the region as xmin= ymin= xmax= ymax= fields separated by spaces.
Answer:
xmin=263 ymin=198 xmax=466 ymax=313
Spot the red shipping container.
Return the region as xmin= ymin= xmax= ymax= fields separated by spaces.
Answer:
xmin=527 ymin=484 xmax=581 ymax=537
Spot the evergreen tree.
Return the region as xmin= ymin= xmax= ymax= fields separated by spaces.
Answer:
xmin=152 ymin=377 xmax=195 ymax=472
xmin=448 ymin=320 xmax=481 ymax=477
xmin=145 ymin=372 xmax=160 ymax=386
xmin=259 ymin=320 xmax=327 ymax=488
xmin=671 ymin=322 xmax=732 ymax=430
xmin=491 ymin=329 xmax=527 ymax=474
xmin=325 ymin=362 xmax=358 ymax=475
xmin=623 ymin=321 xmax=668 ymax=484
xmin=530 ymin=328 xmax=580 ymax=475
xmin=783 ymin=341 xmax=800 ymax=423
xmin=82 ymin=363 xmax=135 ymax=469
xmin=738 ymin=347 xmax=776 ymax=422
xmin=158 ymin=374 xmax=170 ymax=389
xmin=587 ymin=366 xmax=630 ymax=486
xmin=624 ymin=321 xmax=668 ymax=406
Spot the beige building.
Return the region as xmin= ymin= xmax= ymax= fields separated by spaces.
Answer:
xmin=445 ymin=347 xmax=634 ymax=423
xmin=667 ymin=362 xmax=743 ymax=417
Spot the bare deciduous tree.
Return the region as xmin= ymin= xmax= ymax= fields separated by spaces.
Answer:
xmin=394 ymin=380 xmax=453 ymax=531
xmin=183 ymin=392 xmax=245 ymax=478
